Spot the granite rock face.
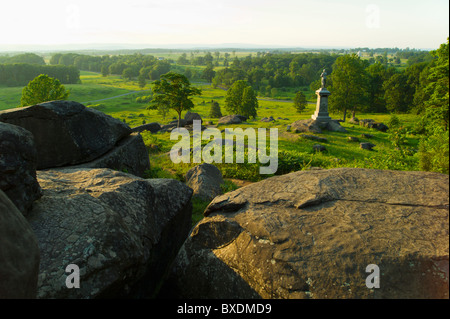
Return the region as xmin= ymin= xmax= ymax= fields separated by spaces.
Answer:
xmin=27 ymin=168 xmax=193 ymax=299
xmin=185 ymin=163 xmax=224 ymax=202
xmin=0 ymin=101 xmax=131 ymax=169
xmin=132 ymin=122 xmax=162 ymax=134
xmin=0 ymin=122 xmax=41 ymax=215
xmin=167 ymin=168 xmax=449 ymax=299
xmin=52 ymin=133 xmax=150 ymax=178
xmin=290 ymin=119 xmax=347 ymax=134
xmin=217 ymin=115 xmax=246 ymax=126
xmin=0 ymin=190 xmax=40 ymax=298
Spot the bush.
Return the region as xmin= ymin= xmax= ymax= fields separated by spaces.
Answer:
xmin=209 ymin=101 xmax=222 ymax=118
xmin=418 ymin=129 xmax=449 ymax=174
xmin=387 ymin=114 xmax=401 ymax=129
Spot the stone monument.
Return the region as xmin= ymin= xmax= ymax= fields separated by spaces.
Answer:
xmin=311 ymin=69 xmax=332 ymax=122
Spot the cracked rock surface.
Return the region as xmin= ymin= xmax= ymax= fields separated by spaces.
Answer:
xmin=166 ymin=168 xmax=449 ymax=299
xmin=27 ymin=168 xmax=193 ymax=299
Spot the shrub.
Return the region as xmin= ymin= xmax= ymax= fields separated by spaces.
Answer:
xmin=418 ymin=129 xmax=449 ymax=174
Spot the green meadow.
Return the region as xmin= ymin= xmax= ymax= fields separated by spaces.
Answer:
xmin=0 ymin=70 xmax=423 ymax=224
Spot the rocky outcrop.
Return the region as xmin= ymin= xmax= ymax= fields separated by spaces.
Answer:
xmin=261 ymin=116 xmax=275 ymax=122
xmin=290 ymin=119 xmax=323 ymax=134
xmin=167 ymin=168 xmax=449 ymax=299
xmin=290 ymin=119 xmax=347 ymax=134
xmin=359 ymin=119 xmax=389 ymax=132
xmin=185 ymin=163 xmax=224 ymax=202
xmin=52 ymin=133 xmax=150 ymax=177
xmin=0 ymin=101 xmax=150 ymax=178
xmin=360 ymin=142 xmax=376 ymax=150
xmin=132 ymin=122 xmax=161 ymax=134
xmin=0 ymin=190 xmax=40 ymax=299
xmin=0 ymin=101 xmax=131 ymax=169
xmin=217 ymin=115 xmax=247 ymax=126
xmin=184 ymin=111 xmax=203 ymax=125
xmin=27 ymin=168 xmax=193 ymax=299
xmin=0 ymin=122 xmax=41 ymax=215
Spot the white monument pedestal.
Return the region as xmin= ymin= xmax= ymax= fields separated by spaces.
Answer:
xmin=311 ymin=87 xmax=332 ymax=122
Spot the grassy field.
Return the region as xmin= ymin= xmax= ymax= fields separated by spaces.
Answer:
xmin=0 ymin=70 xmax=422 ymax=224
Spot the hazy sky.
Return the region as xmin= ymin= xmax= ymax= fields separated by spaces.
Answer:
xmin=1 ymin=0 xmax=448 ymax=49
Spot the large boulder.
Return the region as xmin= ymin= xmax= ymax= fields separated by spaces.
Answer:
xmin=217 ymin=115 xmax=245 ymax=126
xmin=185 ymin=163 xmax=224 ymax=202
xmin=27 ymin=168 xmax=193 ymax=299
xmin=0 ymin=101 xmax=131 ymax=169
xmin=132 ymin=122 xmax=161 ymax=134
xmin=167 ymin=168 xmax=449 ymax=299
xmin=52 ymin=133 xmax=150 ymax=178
xmin=0 ymin=190 xmax=40 ymax=299
xmin=326 ymin=120 xmax=347 ymax=133
xmin=359 ymin=119 xmax=389 ymax=132
xmin=0 ymin=122 xmax=41 ymax=215
xmin=290 ymin=119 xmax=347 ymax=134
xmin=184 ymin=111 xmax=203 ymax=125
xmin=290 ymin=119 xmax=323 ymax=134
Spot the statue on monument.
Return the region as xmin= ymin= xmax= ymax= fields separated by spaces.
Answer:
xmin=320 ymin=69 xmax=327 ymax=88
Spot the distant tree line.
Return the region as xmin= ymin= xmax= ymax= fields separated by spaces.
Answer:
xmin=0 ymin=63 xmax=80 ymax=86
xmin=49 ymin=53 xmax=171 ymax=83
xmin=327 ymin=39 xmax=448 ymax=125
xmin=0 ymin=53 xmax=46 ymax=65
xmin=211 ymin=53 xmax=338 ymax=95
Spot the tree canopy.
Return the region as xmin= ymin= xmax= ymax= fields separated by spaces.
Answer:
xmin=148 ymin=72 xmax=202 ymax=126
xmin=329 ymin=54 xmax=368 ymax=120
xmin=20 ymin=74 xmax=70 ymax=107
xmin=224 ymin=80 xmax=258 ymax=118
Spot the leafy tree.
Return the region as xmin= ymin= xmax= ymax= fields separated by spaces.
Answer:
xmin=101 ymin=65 xmax=110 ymax=77
xmin=422 ymin=38 xmax=449 ymax=131
xmin=209 ymin=101 xmax=222 ymax=118
xmin=148 ymin=72 xmax=202 ymax=126
xmin=365 ymin=62 xmax=387 ymax=112
xmin=293 ymin=91 xmax=308 ymax=114
xmin=202 ymin=64 xmax=215 ymax=83
xmin=122 ymin=67 xmax=134 ymax=81
xmin=225 ymin=80 xmax=247 ymax=114
xmin=329 ymin=54 xmax=368 ymax=121
xmin=241 ymin=86 xmax=258 ymax=118
xmin=184 ymin=68 xmax=193 ymax=80
xmin=416 ymin=38 xmax=449 ymax=174
xmin=138 ymin=74 xmax=146 ymax=88
xmin=20 ymin=74 xmax=70 ymax=107
xmin=224 ymin=80 xmax=258 ymax=118
xmin=177 ymin=53 xmax=189 ymax=65
xmin=383 ymin=72 xmax=414 ymax=113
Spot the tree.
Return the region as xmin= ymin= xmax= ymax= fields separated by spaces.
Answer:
xmin=101 ymin=65 xmax=110 ymax=77
xmin=293 ymin=91 xmax=308 ymax=113
xmin=225 ymin=80 xmax=247 ymax=114
xmin=202 ymin=63 xmax=215 ymax=83
xmin=365 ymin=62 xmax=387 ymax=112
xmin=148 ymin=72 xmax=202 ymax=127
xmin=20 ymin=74 xmax=69 ymax=107
xmin=241 ymin=86 xmax=258 ymax=118
xmin=416 ymin=38 xmax=449 ymax=174
xmin=122 ymin=67 xmax=134 ymax=81
xmin=383 ymin=72 xmax=414 ymax=113
xmin=329 ymin=54 xmax=367 ymax=121
xmin=177 ymin=53 xmax=189 ymax=65
xmin=224 ymin=80 xmax=258 ymax=118
xmin=209 ymin=101 xmax=222 ymax=118
xmin=422 ymin=38 xmax=449 ymax=131
xmin=138 ymin=74 xmax=146 ymax=88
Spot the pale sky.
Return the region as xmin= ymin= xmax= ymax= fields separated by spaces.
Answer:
xmin=1 ymin=0 xmax=448 ymax=49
